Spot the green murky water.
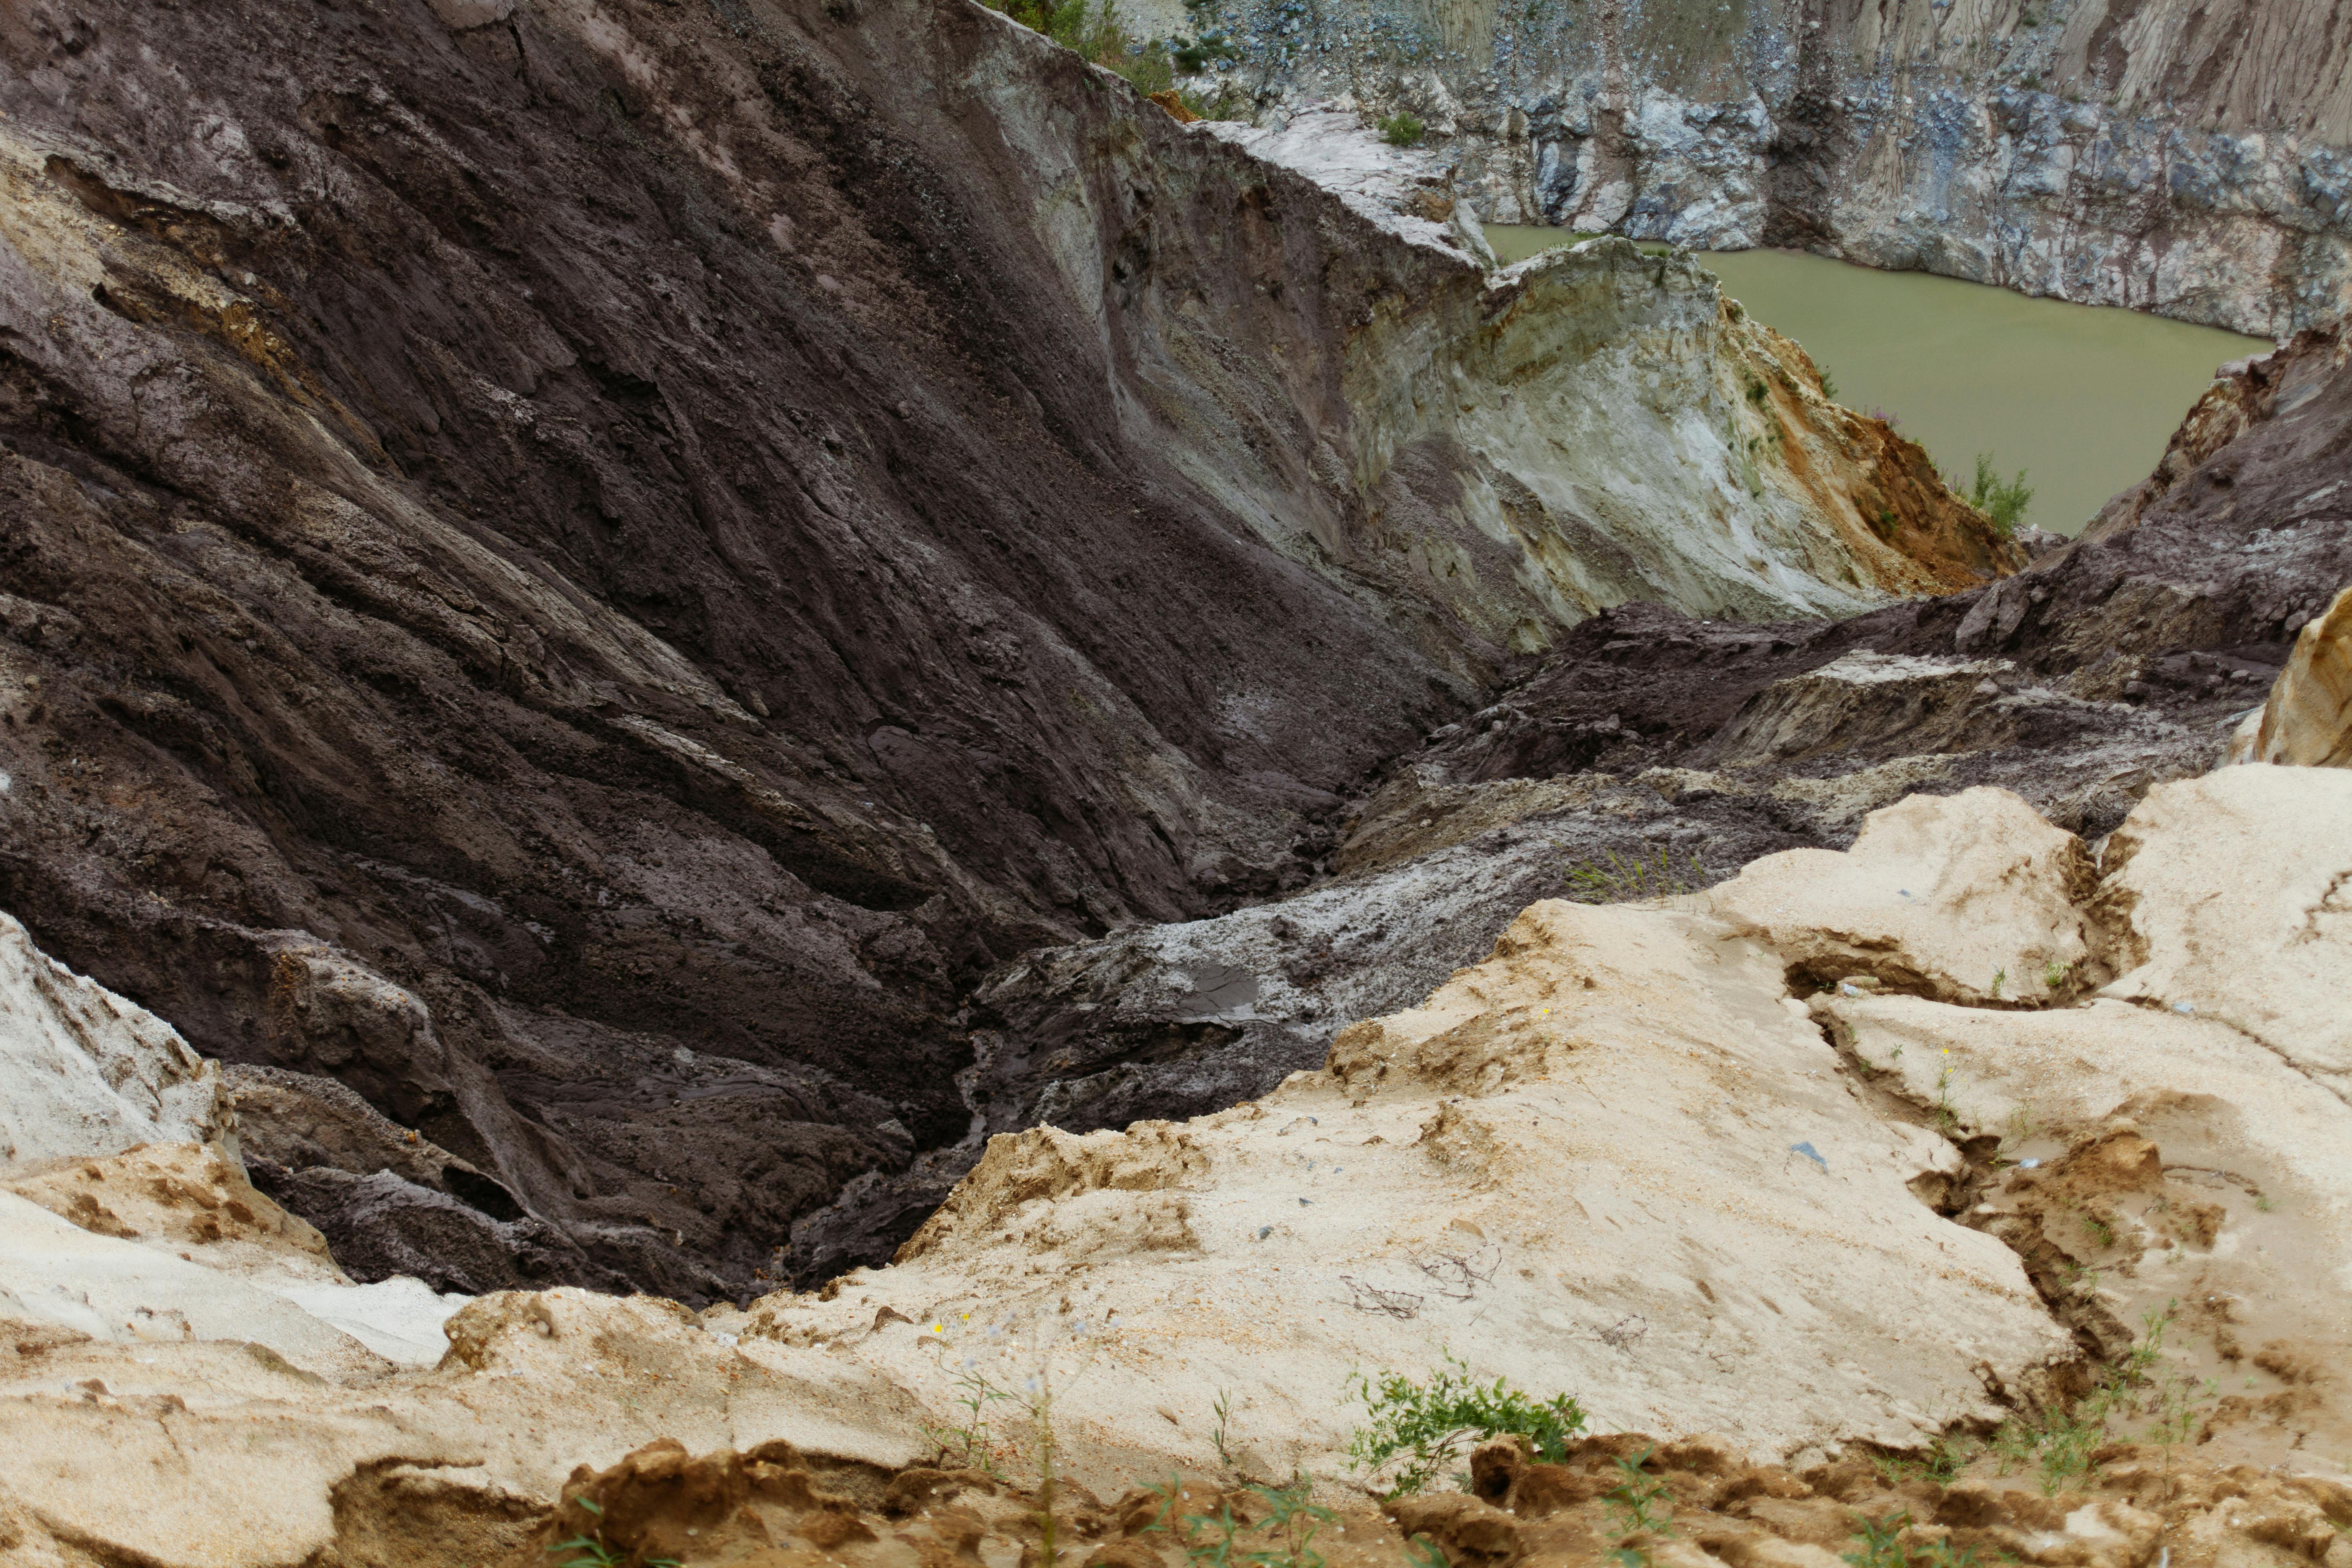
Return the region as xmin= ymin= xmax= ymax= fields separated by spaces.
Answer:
xmin=1485 ymin=228 xmax=2273 ymax=536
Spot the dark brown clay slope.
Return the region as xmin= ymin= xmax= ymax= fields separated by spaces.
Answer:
xmin=0 ymin=0 xmax=1514 ymax=1299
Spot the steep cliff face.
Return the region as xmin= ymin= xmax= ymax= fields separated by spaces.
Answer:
xmin=1178 ymin=0 xmax=2352 ymax=334
xmin=0 ymin=0 xmax=1987 ymax=1296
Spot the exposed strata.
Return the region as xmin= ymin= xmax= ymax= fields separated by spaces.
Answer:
xmin=0 ymin=0 xmax=1999 ymax=1301
xmin=4 ymin=771 xmax=2352 ymax=1565
xmin=1155 ymin=0 xmax=2352 ymax=335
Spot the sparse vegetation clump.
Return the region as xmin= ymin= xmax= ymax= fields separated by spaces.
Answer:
xmin=1564 ymin=846 xmax=1709 ymax=903
xmin=1150 ymin=1475 xmax=1338 ymax=1568
xmin=980 ymin=0 xmax=1243 ymax=119
xmin=1988 ymin=1299 xmax=2211 ymax=1494
xmin=1843 ymin=1511 xmax=1981 ymax=1568
xmin=1961 ymin=452 xmax=2034 ymax=536
xmin=1871 ymin=1432 xmax=1975 ymax=1489
xmin=1346 ymin=1354 xmax=1586 ymax=1497
xmin=1606 ymin=1447 xmax=1675 ymax=1536
xmin=550 ymin=1498 xmax=680 ymax=1568
xmin=1378 ymin=111 xmax=1427 ymax=147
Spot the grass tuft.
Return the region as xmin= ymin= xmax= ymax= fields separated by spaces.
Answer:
xmin=1564 ymin=846 xmax=1707 ymax=904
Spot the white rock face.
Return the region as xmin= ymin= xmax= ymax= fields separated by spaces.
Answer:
xmin=1701 ymin=787 xmax=2097 ymax=1006
xmin=0 ymin=915 xmax=469 ymax=1377
xmin=0 ymin=1191 xmax=460 ymax=1379
xmin=2096 ymin=766 xmax=2352 ymax=1097
xmin=1815 ymin=988 xmax=2352 ymax=1458
xmin=0 ymin=910 xmax=232 ymax=1162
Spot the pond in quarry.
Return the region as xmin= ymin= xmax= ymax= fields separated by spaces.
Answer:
xmin=1486 ymin=229 xmax=2275 ymax=537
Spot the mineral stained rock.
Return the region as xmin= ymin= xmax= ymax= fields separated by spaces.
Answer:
xmin=8 ymin=773 xmax=2352 ymax=1566
xmin=0 ymin=0 xmax=2005 ymax=1299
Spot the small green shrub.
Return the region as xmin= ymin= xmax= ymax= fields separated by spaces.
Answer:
xmin=1346 ymin=1355 xmax=1586 ymax=1497
xmin=1819 ymin=368 xmax=1839 ymax=400
xmin=921 ymin=1367 xmax=1012 ymax=1478
xmin=1872 ymin=507 xmax=1900 ymax=541
xmin=1378 ymin=111 xmax=1426 ymax=147
xmin=1962 ymin=453 xmax=2034 ymax=537
xmin=1149 ymin=1475 xmax=1337 ymax=1568
xmin=1842 ymin=1511 xmax=1981 ymax=1568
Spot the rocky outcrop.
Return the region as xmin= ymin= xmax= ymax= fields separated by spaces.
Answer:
xmin=2239 ymin=585 xmax=2352 ymax=766
xmin=1178 ymin=0 xmax=2352 ymax=334
xmin=2095 ymin=767 xmax=2352 ymax=1099
xmin=1700 ymin=786 xmax=2101 ymax=1006
xmin=0 ymin=919 xmax=472 ymax=1376
xmin=0 ymin=910 xmax=232 ymax=1163
xmin=0 ymin=0 xmax=2002 ymax=1299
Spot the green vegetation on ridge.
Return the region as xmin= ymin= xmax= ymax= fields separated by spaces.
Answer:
xmin=980 ymin=0 xmax=1244 ymax=119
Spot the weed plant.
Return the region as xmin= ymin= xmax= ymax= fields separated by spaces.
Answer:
xmin=1989 ymin=1300 xmax=2209 ymax=1494
xmin=1149 ymin=1475 xmax=1337 ymax=1568
xmin=918 ymin=1309 xmax=1116 ymax=1558
xmin=1565 ymin=846 xmax=1707 ymax=904
xmin=1378 ymin=111 xmax=1426 ymax=146
xmin=1870 ymin=1433 xmax=1974 ymax=1489
xmin=1606 ymin=1448 xmax=1675 ymax=1537
xmin=1842 ymin=1512 xmax=1979 ymax=1568
xmin=922 ymin=1367 xmax=1013 ymax=1477
xmin=1346 ymin=1354 xmax=1585 ymax=1497
xmin=549 ymin=1498 xmax=681 ymax=1568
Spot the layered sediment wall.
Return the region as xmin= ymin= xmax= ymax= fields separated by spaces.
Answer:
xmin=1168 ymin=0 xmax=2352 ymax=335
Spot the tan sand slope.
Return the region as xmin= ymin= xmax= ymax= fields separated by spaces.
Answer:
xmin=5 ymin=775 xmax=2352 ymax=1565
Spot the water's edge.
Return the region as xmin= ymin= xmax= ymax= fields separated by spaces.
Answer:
xmin=1489 ymin=230 xmax=2274 ymax=537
